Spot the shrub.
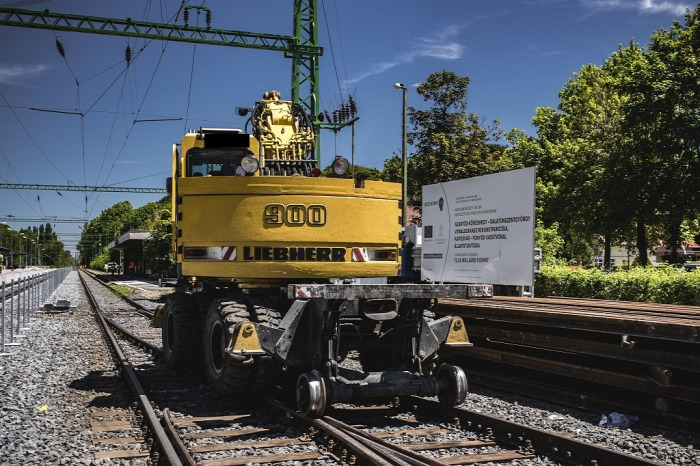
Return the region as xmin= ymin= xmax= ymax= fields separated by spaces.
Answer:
xmin=535 ymin=265 xmax=700 ymax=305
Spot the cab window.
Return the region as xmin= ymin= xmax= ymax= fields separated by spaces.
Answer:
xmin=187 ymin=148 xmax=251 ymax=177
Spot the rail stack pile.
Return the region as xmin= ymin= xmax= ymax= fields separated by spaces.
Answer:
xmin=439 ymin=296 xmax=700 ymax=432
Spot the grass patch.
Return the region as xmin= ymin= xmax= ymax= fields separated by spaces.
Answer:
xmin=110 ymin=283 xmax=136 ymax=297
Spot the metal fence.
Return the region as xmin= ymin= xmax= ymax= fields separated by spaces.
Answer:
xmin=1 ymin=268 xmax=72 ymax=355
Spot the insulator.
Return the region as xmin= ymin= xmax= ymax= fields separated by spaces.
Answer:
xmin=206 ymin=11 xmax=212 ymax=28
xmin=183 ymin=9 xmax=189 ymax=26
xmin=55 ymin=39 xmax=66 ymax=58
xmin=341 ymin=105 xmax=349 ymax=122
xmin=349 ymin=96 xmax=357 ymax=116
xmin=324 ymin=111 xmax=332 ymax=122
xmin=125 ymin=45 xmax=132 ymax=66
xmin=333 ymin=110 xmax=338 ymax=123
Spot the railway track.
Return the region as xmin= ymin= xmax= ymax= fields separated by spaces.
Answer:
xmin=439 ymin=296 xmax=700 ymax=432
xmin=74 ymin=270 xmax=666 ymax=465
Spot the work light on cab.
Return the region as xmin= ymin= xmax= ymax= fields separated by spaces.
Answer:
xmin=241 ymin=155 xmax=259 ymax=174
xmin=332 ymin=156 xmax=349 ymax=176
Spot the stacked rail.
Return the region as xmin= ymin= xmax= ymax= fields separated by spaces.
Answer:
xmin=438 ymin=296 xmax=700 ymax=432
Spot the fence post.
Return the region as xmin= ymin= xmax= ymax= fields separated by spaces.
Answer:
xmin=6 ymin=279 xmax=18 ymax=348
xmin=17 ymin=276 xmax=27 ymax=335
xmin=22 ymin=275 xmax=28 ymax=329
xmin=1 ymin=280 xmax=9 ymax=356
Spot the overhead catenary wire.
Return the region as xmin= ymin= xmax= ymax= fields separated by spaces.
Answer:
xmin=0 ymin=90 xmax=74 ymax=184
xmin=320 ymin=0 xmax=344 ymax=105
xmin=331 ymin=0 xmax=351 ymax=100
xmin=2 ymin=105 xmax=235 ymax=126
xmin=0 ymin=158 xmax=44 ymax=219
xmin=54 ymin=34 xmax=88 ymax=193
xmin=183 ymin=0 xmax=206 ymax=133
xmin=86 ymin=1 xmax=189 ymax=217
xmin=105 ymin=171 xmax=170 ymax=186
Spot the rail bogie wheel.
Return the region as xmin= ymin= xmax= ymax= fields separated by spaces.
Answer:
xmin=437 ymin=364 xmax=468 ymax=406
xmin=202 ymin=296 xmax=282 ymax=395
xmin=162 ymin=293 xmax=201 ymax=371
xmin=297 ymin=370 xmax=327 ymax=417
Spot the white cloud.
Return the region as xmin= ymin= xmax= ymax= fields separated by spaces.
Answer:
xmin=348 ymin=24 xmax=467 ymax=84
xmin=580 ymin=0 xmax=691 ymax=15
xmin=0 ymin=63 xmax=48 ymax=85
xmin=639 ymin=0 xmax=691 ymax=15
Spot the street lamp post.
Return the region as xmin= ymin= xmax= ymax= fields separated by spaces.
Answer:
xmin=20 ymin=235 xmax=25 ymax=268
xmin=9 ymin=228 xmax=14 ymax=268
xmin=0 ymin=222 xmax=4 ymax=269
xmin=394 ymin=83 xmax=408 ymax=227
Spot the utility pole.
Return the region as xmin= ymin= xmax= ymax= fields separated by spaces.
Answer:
xmin=394 ymin=83 xmax=408 ymax=226
xmin=0 ymin=3 xmax=335 ymax=163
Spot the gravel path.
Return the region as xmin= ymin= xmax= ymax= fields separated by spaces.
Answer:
xmin=1 ymin=270 xmax=698 ymax=465
xmin=0 ymin=270 xmax=119 ymax=464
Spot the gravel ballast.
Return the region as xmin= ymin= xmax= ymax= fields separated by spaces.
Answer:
xmin=1 ymin=270 xmax=699 ymax=465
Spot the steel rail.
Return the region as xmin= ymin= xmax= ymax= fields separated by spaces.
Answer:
xmin=411 ymin=396 xmax=658 ymax=466
xmin=503 ymin=295 xmax=700 ymax=315
xmin=78 ymin=271 xmax=181 ymax=465
xmin=161 ymin=409 xmax=197 ymax=466
xmin=440 ymin=298 xmax=700 ymax=342
xmin=321 ymin=415 xmax=446 ymax=466
xmin=262 ymin=398 xmax=398 ymax=466
xmin=85 ymin=269 xmax=156 ymax=319
xmin=81 ymin=271 xmax=161 ymax=353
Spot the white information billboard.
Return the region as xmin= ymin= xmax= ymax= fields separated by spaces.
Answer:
xmin=421 ymin=167 xmax=535 ymax=286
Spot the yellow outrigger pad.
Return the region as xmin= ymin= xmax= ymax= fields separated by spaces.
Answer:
xmin=444 ymin=317 xmax=472 ymax=347
xmin=228 ymin=321 xmax=265 ymax=355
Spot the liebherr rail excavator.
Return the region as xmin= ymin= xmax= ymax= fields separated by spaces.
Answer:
xmin=161 ymin=91 xmax=491 ymax=416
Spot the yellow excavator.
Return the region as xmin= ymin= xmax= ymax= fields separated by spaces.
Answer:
xmin=161 ymin=91 xmax=490 ymax=415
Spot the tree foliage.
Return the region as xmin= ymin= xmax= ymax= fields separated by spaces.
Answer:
xmin=382 ymin=71 xmax=511 ymax=209
xmin=79 ymin=196 xmax=172 ymax=272
xmin=0 ymin=222 xmax=71 ymax=268
xmin=508 ymin=6 xmax=700 ymax=266
xmin=321 ymin=163 xmax=381 ymax=180
xmin=618 ymin=6 xmax=700 ymax=263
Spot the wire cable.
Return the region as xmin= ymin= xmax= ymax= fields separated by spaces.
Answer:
xmin=0 ymin=90 xmax=74 ymax=183
xmin=332 ymin=0 xmax=352 ymax=98
xmin=183 ymin=0 xmax=206 ymax=132
xmin=321 ymin=0 xmax=344 ymax=103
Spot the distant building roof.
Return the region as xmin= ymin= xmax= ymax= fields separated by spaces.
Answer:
xmin=108 ymin=229 xmax=151 ymax=250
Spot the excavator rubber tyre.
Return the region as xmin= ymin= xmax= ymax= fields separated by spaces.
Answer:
xmin=244 ymin=295 xmax=283 ymax=393
xmin=203 ymin=298 xmax=254 ymax=394
xmin=437 ymin=363 xmax=468 ymax=406
xmin=162 ymin=292 xmax=202 ymax=372
xmin=296 ymin=370 xmax=327 ymax=417
xmin=202 ymin=296 xmax=282 ymax=395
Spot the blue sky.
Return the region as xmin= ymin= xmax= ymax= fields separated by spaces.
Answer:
xmin=0 ymin=0 xmax=695 ymax=253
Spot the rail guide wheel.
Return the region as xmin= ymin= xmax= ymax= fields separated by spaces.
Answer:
xmin=296 ymin=370 xmax=327 ymax=417
xmin=437 ymin=364 xmax=468 ymax=406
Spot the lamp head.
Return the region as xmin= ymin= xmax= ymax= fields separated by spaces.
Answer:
xmin=394 ymin=82 xmax=405 ymax=90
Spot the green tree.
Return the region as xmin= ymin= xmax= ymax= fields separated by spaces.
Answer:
xmin=556 ymin=59 xmax=636 ymax=267
xmin=534 ymin=219 xmax=565 ymax=266
xmin=78 ymin=197 xmax=172 ymax=270
xmin=507 ymin=45 xmax=647 ymax=267
xmin=382 ymin=71 xmax=510 ymax=209
xmin=620 ymin=6 xmax=700 ymax=263
xmin=321 ymin=163 xmax=381 ymax=180
xmin=79 ymin=201 xmax=133 ymax=266
xmin=142 ymin=216 xmax=175 ymax=277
